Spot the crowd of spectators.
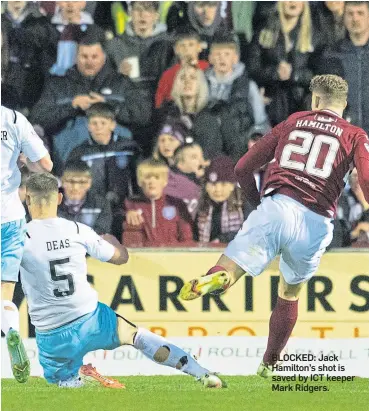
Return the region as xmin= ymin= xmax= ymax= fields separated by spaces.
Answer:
xmin=3 ymin=0 xmax=369 ymax=248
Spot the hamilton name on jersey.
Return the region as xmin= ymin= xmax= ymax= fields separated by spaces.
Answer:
xmin=46 ymin=239 xmax=70 ymax=251
xmin=296 ymin=119 xmax=343 ymax=137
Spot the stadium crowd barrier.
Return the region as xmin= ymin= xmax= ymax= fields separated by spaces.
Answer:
xmin=18 ymin=248 xmax=369 ymax=339
xmin=3 ymin=248 xmax=367 ymax=378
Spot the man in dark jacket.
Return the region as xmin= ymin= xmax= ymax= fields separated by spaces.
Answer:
xmin=59 ymin=161 xmax=113 ymax=234
xmin=319 ymin=1 xmax=369 ymax=134
xmin=30 ymin=36 xmax=152 ymax=160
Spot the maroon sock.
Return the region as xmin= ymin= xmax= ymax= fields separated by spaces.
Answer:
xmin=205 ymin=265 xmax=226 ymax=276
xmin=263 ymin=297 xmax=298 ymax=365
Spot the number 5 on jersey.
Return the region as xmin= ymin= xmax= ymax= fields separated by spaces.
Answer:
xmin=280 ymin=130 xmax=340 ymax=178
xmin=49 ymin=258 xmax=75 ymax=297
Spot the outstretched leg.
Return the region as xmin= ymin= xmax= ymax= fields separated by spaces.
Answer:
xmin=258 ymin=274 xmax=305 ymax=378
xmin=116 ymin=315 xmax=225 ymax=388
xmin=180 ymin=254 xmax=246 ymax=300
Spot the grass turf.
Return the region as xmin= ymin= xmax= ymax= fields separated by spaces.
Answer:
xmin=2 ymin=376 xmax=368 ymax=411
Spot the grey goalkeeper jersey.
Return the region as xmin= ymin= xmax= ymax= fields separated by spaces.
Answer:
xmin=20 ymin=218 xmax=115 ymax=331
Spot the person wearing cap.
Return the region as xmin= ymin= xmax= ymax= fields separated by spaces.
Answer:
xmin=152 ymin=120 xmax=188 ymax=166
xmin=195 ymin=155 xmax=244 ymax=244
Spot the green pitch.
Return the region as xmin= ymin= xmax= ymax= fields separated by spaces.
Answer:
xmin=2 ymin=376 xmax=368 ymax=411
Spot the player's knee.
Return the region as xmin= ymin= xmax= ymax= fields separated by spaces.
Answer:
xmin=1 ymin=281 xmax=16 ymax=300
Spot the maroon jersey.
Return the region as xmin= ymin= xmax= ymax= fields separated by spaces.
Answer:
xmin=235 ymin=110 xmax=369 ymax=217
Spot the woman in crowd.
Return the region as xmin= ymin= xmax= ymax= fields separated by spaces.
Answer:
xmin=248 ymin=1 xmax=321 ymax=125
xmin=158 ymin=64 xmax=248 ymax=161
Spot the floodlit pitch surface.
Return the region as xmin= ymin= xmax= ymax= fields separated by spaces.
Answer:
xmin=2 ymin=376 xmax=368 ymax=411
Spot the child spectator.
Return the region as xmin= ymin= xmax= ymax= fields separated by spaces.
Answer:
xmin=174 ymin=1 xmax=230 ymax=60
xmin=67 ymin=103 xmax=139 ymax=208
xmin=206 ymin=33 xmax=268 ymax=129
xmin=195 ymin=155 xmax=244 ymax=244
xmin=123 ymin=159 xmax=194 ymax=247
xmin=59 ymin=161 xmax=113 ymax=234
xmin=152 ymin=120 xmax=188 ymax=166
xmin=106 ymin=1 xmax=172 ymax=86
xmin=155 ymin=30 xmax=210 ymax=108
xmin=165 ymin=143 xmax=209 ymax=218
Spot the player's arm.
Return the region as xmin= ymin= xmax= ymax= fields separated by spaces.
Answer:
xmin=100 ymin=234 xmax=129 ymax=265
xmin=78 ymin=223 xmax=129 ymax=265
xmin=18 ymin=112 xmax=53 ymax=172
xmin=235 ymin=129 xmax=279 ymax=207
xmin=354 ymin=133 xmax=369 ymax=203
xmin=21 ymin=153 xmax=53 ymax=173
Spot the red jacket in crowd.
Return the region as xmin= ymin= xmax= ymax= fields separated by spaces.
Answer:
xmin=155 ymin=60 xmax=210 ymax=108
xmin=123 ymin=195 xmax=194 ymax=247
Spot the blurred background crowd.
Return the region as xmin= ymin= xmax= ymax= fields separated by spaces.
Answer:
xmin=3 ymin=0 xmax=369 ymax=248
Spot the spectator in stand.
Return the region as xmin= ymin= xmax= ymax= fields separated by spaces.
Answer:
xmin=67 ymin=103 xmax=139 ymax=209
xmin=195 ymin=155 xmax=244 ymax=244
xmin=106 ymin=1 xmax=172 ymax=88
xmin=313 ymin=1 xmax=345 ymax=48
xmin=152 ymin=119 xmax=189 ymax=166
xmin=30 ymin=36 xmax=151 ymax=167
xmin=165 ymin=143 xmax=208 ymax=218
xmin=248 ymin=1 xmax=320 ymax=125
xmin=206 ymin=33 xmax=267 ymax=132
xmin=319 ymin=1 xmax=369 ymax=135
xmin=158 ymin=64 xmax=249 ymax=161
xmin=59 ymin=161 xmax=113 ymax=234
xmin=1 ymin=26 xmax=21 ymax=111
xmin=332 ymin=169 xmax=369 ymax=247
xmin=123 ymin=159 xmax=194 ymax=247
xmin=1 ymin=1 xmax=52 ymax=110
xmin=48 ymin=1 xmax=105 ymax=76
xmin=155 ymin=30 xmax=209 ymax=108
xmin=175 ymin=1 xmax=230 ymax=60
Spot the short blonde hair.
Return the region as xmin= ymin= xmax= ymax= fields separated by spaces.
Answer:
xmin=171 ymin=66 xmax=209 ymax=114
xmin=136 ymin=159 xmax=169 ymax=185
xmin=310 ymin=74 xmax=348 ymax=105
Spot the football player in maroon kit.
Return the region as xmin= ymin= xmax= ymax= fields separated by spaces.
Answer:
xmin=180 ymin=75 xmax=369 ymax=377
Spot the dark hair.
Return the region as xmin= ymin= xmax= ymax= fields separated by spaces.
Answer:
xmin=63 ymin=161 xmax=92 ymax=175
xmin=198 ymin=185 xmax=244 ymax=214
xmin=86 ymin=103 xmax=116 ymax=120
xmin=26 ymin=173 xmax=59 ymax=201
xmin=174 ymin=29 xmax=201 ymax=44
xmin=212 ymin=32 xmax=239 ymax=49
xmin=78 ymin=26 xmax=106 ymax=48
xmin=173 ymin=142 xmax=200 ymax=166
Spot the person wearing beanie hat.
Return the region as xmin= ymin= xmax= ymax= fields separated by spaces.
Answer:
xmin=195 ymin=155 xmax=244 ymax=243
xmin=152 ymin=120 xmax=190 ymax=166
